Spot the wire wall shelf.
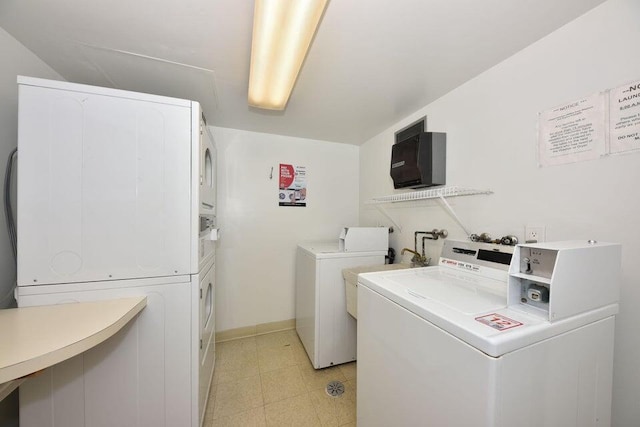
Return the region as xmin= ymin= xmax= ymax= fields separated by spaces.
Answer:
xmin=366 ymin=186 xmax=493 ymax=234
xmin=367 ymin=186 xmax=493 ymax=204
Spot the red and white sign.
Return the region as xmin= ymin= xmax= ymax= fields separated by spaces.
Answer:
xmin=278 ymin=163 xmax=307 ymax=207
xmin=475 ymin=313 xmax=523 ymax=331
xmin=279 ymin=164 xmax=295 ymax=188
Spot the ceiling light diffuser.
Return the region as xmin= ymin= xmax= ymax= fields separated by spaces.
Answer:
xmin=248 ymin=0 xmax=328 ymax=110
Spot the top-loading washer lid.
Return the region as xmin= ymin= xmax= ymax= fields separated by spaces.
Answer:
xmin=358 ymin=266 xmax=618 ymax=358
xmin=297 ymin=242 xmax=387 ymax=259
xmin=392 ymin=268 xmax=505 ymax=315
xmin=297 ymin=241 xmax=340 ymax=254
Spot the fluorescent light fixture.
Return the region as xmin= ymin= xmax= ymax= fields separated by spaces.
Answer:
xmin=248 ymin=0 xmax=328 ymax=110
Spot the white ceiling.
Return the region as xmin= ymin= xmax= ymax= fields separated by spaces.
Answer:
xmin=0 ymin=0 xmax=606 ymax=145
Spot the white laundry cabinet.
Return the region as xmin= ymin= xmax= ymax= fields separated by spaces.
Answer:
xmin=15 ymin=76 xmax=217 ymax=427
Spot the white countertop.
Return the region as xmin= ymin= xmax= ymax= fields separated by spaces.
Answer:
xmin=0 ymin=297 xmax=147 ymax=388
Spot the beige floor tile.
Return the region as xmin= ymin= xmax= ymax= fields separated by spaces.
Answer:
xmin=337 ymin=362 xmax=356 ymax=381
xmin=258 ymin=345 xmax=297 ymax=373
xmin=256 ymin=329 xmax=300 ymax=350
xmin=217 ymin=337 xmax=258 ymax=368
xmin=289 ymin=332 xmax=304 ymax=346
xmin=292 ymin=342 xmax=313 ymax=366
xmin=338 ymin=379 xmax=358 ymax=425
xmin=298 ymin=362 xmax=347 ymax=392
xmin=216 ymin=338 xmax=259 ymax=374
xmin=214 ymin=364 xmax=261 ymax=385
xmin=208 ymin=331 xmax=359 ymax=427
xmin=213 ymin=374 xmax=264 ymax=420
xmin=217 ymin=352 xmax=259 ymax=374
xmin=309 ymin=379 xmax=356 ymax=427
xmin=289 ymin=339 xmax=306 ymax=356
xmin=209 ymin=407 xmax=267 ymax=427
xmin=264 ymin=394 xmax=322 ymax=427
xmin=261 ymin=366 xmax=307 ymax=404
xmin=346 ymin=379 xmax=356 ymax=394
xmin=217 ymin=336 xmax=257 ymax=355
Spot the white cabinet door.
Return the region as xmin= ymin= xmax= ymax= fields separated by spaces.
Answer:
xmin=18 ymin=279 xmax=193 ymax=427
xmin=17 ymin=84 xmax=193 ymax=285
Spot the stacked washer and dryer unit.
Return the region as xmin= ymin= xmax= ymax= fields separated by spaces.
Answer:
xmin=15 ymin=77 xmax=217 ymax=427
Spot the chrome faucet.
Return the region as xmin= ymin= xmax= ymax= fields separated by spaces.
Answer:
xmin=401 ymin=248 xmax=429 ymax=267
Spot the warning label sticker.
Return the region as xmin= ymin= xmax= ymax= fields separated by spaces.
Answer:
xmin=475 ymin=313 xmax=523 ymax=331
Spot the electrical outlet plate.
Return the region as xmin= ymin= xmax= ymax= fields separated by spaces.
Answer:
xmin=525 ymin=225 xmax=546 ymax=243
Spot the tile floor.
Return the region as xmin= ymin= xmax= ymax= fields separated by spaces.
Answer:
xmin=203 ymin=329 xmax=357 ymax=427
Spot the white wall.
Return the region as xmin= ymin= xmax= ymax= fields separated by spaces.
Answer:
xmin=0 ymin=24 xmax=62 ymax=427
xmin=211 ymin=126 xmax=359 ymax=332
xmin=0 ymin=27 xmax=62 ymax=309
xmin=359 ymin=0 xmax=640 ymax=425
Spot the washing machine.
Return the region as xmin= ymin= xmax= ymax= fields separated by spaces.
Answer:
xmin=295 ymin=227 xmax=388 ymax=369
xmin=357 ymin=239 xmax=620 ymax=427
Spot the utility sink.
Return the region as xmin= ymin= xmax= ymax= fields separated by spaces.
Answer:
xmin=342 ymin=263 xmax=409 ymax=319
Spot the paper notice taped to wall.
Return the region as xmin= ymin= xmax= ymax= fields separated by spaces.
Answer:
xmin=609 ymin=80 xmax=640 ymax=154
xmin=537 ymin=92 xmax=606 ymax=167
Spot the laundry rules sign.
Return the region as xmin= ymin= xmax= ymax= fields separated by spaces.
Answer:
xmin=537 ymin=77 xmax=640 ymax=166
xmin=278 ymin=164 xmax=307 ymax=207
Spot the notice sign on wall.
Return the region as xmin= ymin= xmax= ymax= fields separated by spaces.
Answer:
xmin=609 ymin=80 xmax=640 ymax=154
xmin=278 ymin=164 xmax=307 ymax=207
xmin=537 ymin=92 xmax=606 ymax=167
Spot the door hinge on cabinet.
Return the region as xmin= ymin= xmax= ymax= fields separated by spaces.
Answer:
xmin=200 ymin=289 xmax=202 ymax=299
xmin=200 ymin=339 xmax=203 ymax=349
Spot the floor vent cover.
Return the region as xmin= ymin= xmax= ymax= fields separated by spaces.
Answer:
xmin=326 ymin=380 xmax=345 ymax=397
